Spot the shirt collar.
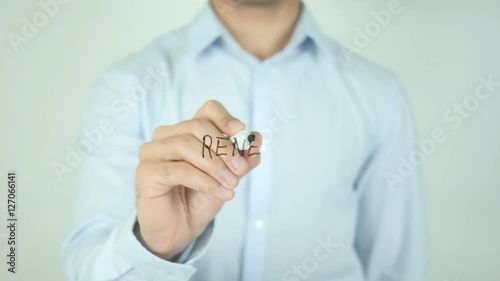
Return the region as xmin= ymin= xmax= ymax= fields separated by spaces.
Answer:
xmin=185 ymin=2 xmax=329 ymax=59
xmin=185 ymin=4 xmax=224 ymax=57
xmin=286 ymin=3 xmax=329 ymax=53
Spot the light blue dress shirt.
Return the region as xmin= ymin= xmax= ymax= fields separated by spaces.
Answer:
xmin=63 ymin=3 xmax=430 ymax=281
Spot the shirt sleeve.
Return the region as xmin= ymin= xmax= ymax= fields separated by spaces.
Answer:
xmin=353 ymin=77 xmax=431 ymax=281
xmin=61 ymin=68 xmax=213 ymax=281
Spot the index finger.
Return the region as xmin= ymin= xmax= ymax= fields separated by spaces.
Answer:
xmin=193 ymin=100 xmax=245 ymax=136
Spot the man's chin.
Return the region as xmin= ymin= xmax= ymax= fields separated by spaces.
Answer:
xmin=235 ymin=0 xmax=280 ymax=6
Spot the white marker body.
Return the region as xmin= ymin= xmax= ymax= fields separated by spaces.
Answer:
xmin=230 ymin=131 xmax=253 ymax=150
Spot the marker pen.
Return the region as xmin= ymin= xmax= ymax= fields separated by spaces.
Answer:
xmin=230 ymin=131 xmax=256 ymax=150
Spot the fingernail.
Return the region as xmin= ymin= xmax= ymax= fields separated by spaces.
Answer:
xmin=219 ymin=186 xmax=234 ymax=200
xmin=223 ymin=170 xmax=238 ymax=187
xmin=227 ymin=119 xmax=242 ymax=130
xmin=232 ymin=155 xmax=248 ymax=172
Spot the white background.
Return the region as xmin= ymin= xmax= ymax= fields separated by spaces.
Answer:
xmin=1 ymin=0 xmax=499 ymax=280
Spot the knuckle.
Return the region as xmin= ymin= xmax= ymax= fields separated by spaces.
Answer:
xmin=136 ymin=162 xmax=148 ymax=177
xmin=160 ymin=134 xmax=192 ymax=149
xmin=191 ymin=194 xmax=211 ymax=212
xmin=152 ymin=126 xmax=167 ymax=139
xmin=204 ymin=181 xmax=219 ymax=196
xmin=175 ymin=134 xmax=193 ymax=146
xmin=252 ymin=156 xmax=262 ymax=167
xmin=138 ymin=143 xmax=151 ymax=159
xmin=136 ymin=163 xmax=153 ymax=189
xmin=241 ymin=165 xmax=251 ymax=175
xmin=175 ymin=162 xmax=188 ymax=178
xmin=204 ymin=100 xmax=221 ymax=109
xmin=160 ymin=137 xmax=171 ymax=147
xmin=158 ymin=138 xmax=173 ymax=155
xmin=190 ymin=118 xmax=210 ymax=132
xmin=158 ymin=163 xmax=172 ymax=177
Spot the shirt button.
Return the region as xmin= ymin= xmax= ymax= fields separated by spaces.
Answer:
xmin=254 ymin=219 xmax=264 ymax=230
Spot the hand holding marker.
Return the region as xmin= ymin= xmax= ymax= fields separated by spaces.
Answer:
xmin=135 ymin=100 xmax=262 ymax=261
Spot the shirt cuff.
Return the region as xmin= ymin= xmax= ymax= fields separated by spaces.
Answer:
xmin=109 ymin=210 xmax=214 ymax=281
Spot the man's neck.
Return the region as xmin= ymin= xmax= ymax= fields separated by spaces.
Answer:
xmin=210 ymin=0 xmax=302 ymax=61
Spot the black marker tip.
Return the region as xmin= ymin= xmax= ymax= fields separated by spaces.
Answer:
xmin=247 ymin=134 xmax=256 ymax=143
